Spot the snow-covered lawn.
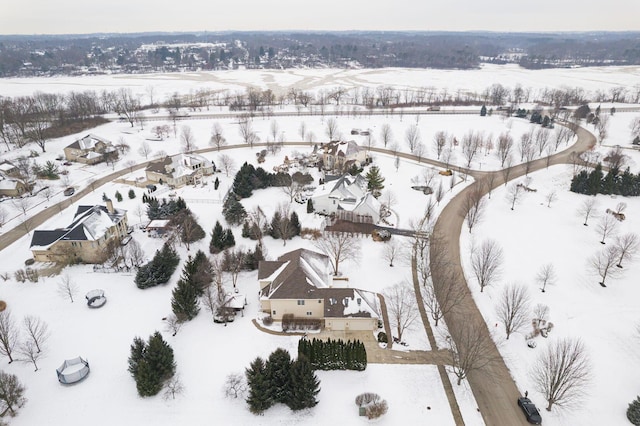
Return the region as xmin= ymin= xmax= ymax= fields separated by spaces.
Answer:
xmin=460 ymin=164 xmax=640 ymax=426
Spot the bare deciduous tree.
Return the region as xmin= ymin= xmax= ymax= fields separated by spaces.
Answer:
xmin=383 ymin=240 xmax=403 ymax=267
xmin=446 ymin=320 xmax=499 ymax=385
xmin=138 ymin=141 xmax=152 ymax=159
xmin=238 ymin=117 xmax=258 ymax=147
xmin=205 ymin=122 xmax=225 ymax=151
xmin=11 ymin=197 xmax=32 ymax=217
xmin=596 ymin=215 xmax=618 ymax=244
xmin=506 ymin=183 xmax=522 ymax=211
xmin=383 ymin=281 xmax=419 ymax=342
xmin=269 ymin=120 xmax=279 ymax=142
xmin=22 ymin=316 xmax=48 ymax=353
xmin=0 ymin=371 xmax=26 ymax=417
xmin=313 ymin=232 xmax=361 ymax=276
xmin=590 ymin=245 xmax=622 ymax=287
xmin=217 ymin=154 xmax=236 ymax=177
xmin=471 ymin=239 xmax=504 ymax=292
xmin=460 ymin=187 xmax=486 ymax=233
xmin=180 ymin=125 xmax=197 ymax=153
xmin=405 ymin=124 xmax=421 ymax=153
xmin=163 ymin=374 xmax=185 ymax=400
xmin=496 ymin=284 xmax=531 ymax=339
xmin=164 ymin=314 xmax=184 ymax=337
xmin=461 ymin=131 xmax=483 ymax=167
xmin=57 ymin=274 xmax=78 ymax=303
xmin=545 ymin=190 xmax=558 ymax=208
xmin=0 ymin=311 xmax=19 ymax=364
xmin=536 ymin=263 xmax=557 ymax=292
xmin=433 ymin=130 xmax=448 ymax=160
xmin=380 ymin=123 xmax=392 ymax=148
xmin=531 ymin=338 xmax=591 ymax=411
xmin=325 ymin=117 xmax=338 ymax=140
xmin=533 ymin=304 xmax=550 ymax=328
xmin=202 ymin=283 xmax=224 ymax=323
xmin=578 ymin=198 xmax=598 ymax=226
xmin=18 ymin=340 xmax=43 ymax=371
xmin=614 ymin=233 xmax=639 ymax=268
xmin=281 ymin=180 xmax=303 ymax=203
xmin=224 ymin=373 xmax=247 ymax=399
xmin=298 ymin=121 xmax=306 ymax=141
xmin=496 ymin=132 xmax=514 ymax=167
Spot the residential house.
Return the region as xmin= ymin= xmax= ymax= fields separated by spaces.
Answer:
xmin=258 ymin=248 xmax=379 ymax=331
xmin=0 ymin=161 xmax=30 ymax=197
xmin=30 ymin=200 xmax=128 ymax=263
xmin=321 ymin=140 xmax=368 ymax=172
xmin=310 ymin=174 xmax=381 ymax=223
xmin=64 ymin=134 xmax=117 ymax=165
xmin=145 ymin=153 xmax=215 ymax=187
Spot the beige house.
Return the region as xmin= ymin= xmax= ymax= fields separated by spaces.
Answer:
xmin=0 ymin=161 xmax=30 ymax=197
xmin=310 ymin=174 xmax=381 ymax=223
xmin=64 ymin=134 xmax=117 ymax=165
xmin=258 ymin=249 xmax=379 ymax=331
xmin=145 ymin=153 xmax=215 ymax=188
xmin=321 ymin=140 xmax=368 ymax=172
xmin=30 ymin=200 xmax=128 ymax=263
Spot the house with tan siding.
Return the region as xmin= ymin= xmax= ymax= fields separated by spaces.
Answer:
xmin=145 ymin=153 xmax=215 ymax=187
xmin=30 ymin=200 xmax=128 ymax=264
xmin=258 ymin=249 xmax=379 ymax=331
xmin=63 ymin=134 xmax=117 ymax=165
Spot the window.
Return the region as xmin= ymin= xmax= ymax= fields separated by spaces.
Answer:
xmin=272 ymin=310 xmax=276 ymax=315
xmin=318 ymin=299 xmax=322 ymax=303
xmin=297 ymin=300 xmax=305 ymax=305
xmin=306 ymin=312 xmax=312 ymax=316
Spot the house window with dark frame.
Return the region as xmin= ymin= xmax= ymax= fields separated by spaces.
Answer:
xmin=297 ymin=300 xmax=305 ymax=305
xmin=306 ymin=312 xmax=312 ymax=316
xmin=272 ymin=310 xmax=276 ymax=315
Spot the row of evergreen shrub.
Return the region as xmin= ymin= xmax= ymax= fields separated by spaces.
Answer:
xmin=297 ymin=338 xmax=367 ymax=371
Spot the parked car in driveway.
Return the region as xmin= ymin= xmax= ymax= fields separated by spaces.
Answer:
xmin=517 ymin=396 xmax=542 ymax=425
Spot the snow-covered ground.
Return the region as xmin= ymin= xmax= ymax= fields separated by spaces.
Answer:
xmin=2 ymin=65 xmax=640 ymax=425
xmin=460 ymin=165 xmax=640 ymax=426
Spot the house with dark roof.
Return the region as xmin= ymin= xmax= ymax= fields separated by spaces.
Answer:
xmin=145 ymin=153 xmax=215 ymax=187
xmin=321 ymin=140 xmax=367 ymax=172
xmin=258 ymin=248 xmax=379 ymax=331
xmin=64 ymin=134 xmax=117 ymax=165
xmin=30 ymin=200 xmax=128 ymax=263
xmin=0 ymin=161 xmax=30 ymax=198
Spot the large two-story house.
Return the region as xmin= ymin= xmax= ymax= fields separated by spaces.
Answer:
xmin=258 ymin=248 xmax=379 ymax=331
xmin=30 ymin=200 xmax=128 ymax=263
xmin=145 ymin=153 xmax=215 ymax=188
xmin=64 ymin=134 xmax=117 ymax=165
xmin=321 ymin=140 xmax=368 ymax=172
xmin=310 ymin=174 xmax=381 ymax=223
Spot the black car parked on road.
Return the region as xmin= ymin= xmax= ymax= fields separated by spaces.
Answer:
xmin=517 ymin=396 xmax=542 ymax=424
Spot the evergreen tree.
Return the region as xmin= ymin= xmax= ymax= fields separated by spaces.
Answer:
xmin=270 ymin=211 xmax=282 ymax=239
xmin=286 ymin=356 xmax=320 ymax=410
xmin=171 ymin=277 xmax=200 ymax=321
xmin=265 ymin=348 xmax=292 ymax=404
xmin=480 ymin=105 xmax=487 ymax=116
xmin=365 ymin=166 xmax=385 ymax=195
xmin=628 ymin=396 xmax=640 ymax=425
xmin=223 ymin=229 xmax=236 ymax=249
xmin=223 ymin=195 xmax=247 ymax=226
xmin=128 ymin=189 xmax=136 ymax=199
xmin=134 ymin=358 xmax=162 ymax=397
xmin=179 ymin=213 xmax=206 ymax=246
xmin=290 ymin=212 xmax=301 ymax=237
xmin=128 ymin=332 xmax=176 ymax=397
xmin=214 ymin=177 xmax=220 ymax=190
xmin=146 ymin=332 xmax=176 ymax=382
xmin=210 ymin=221 xmax=225 ymax=254
xmin=307 ymin=198 xmax=314 ymax=213
xmin=246 ymin=357 xmax=272 ymax=415
xmin=587 ymin=163 xmax=604 ymax=195
xmin=115 ymin=191 xmax=123 ymax=202
xmin=128 ymin=337 xmax=146 ymax=377
xmin=233 ymin=163 xmax=255 ymax=198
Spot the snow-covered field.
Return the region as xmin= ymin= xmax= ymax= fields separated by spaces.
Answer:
xmin=1 ymin=65 xmax=640 ymax=425
xmin=460 ymin=165 xmax=640 ymax=426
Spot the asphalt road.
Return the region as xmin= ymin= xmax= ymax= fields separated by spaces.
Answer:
xmin=430 ymin=122 xmax=596 ymax=426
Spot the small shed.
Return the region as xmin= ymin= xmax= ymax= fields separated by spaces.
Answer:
xmin=223 ymin=293 xmax=247 ymax=316
xmin=146 ymin=220 xmax=171 ymax=237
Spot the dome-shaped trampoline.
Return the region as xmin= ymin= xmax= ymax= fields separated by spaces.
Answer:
xmin=56 ymin=357 xmax=90 ymax=384
xmin=85 ymin=289 xmax=106 ymax=308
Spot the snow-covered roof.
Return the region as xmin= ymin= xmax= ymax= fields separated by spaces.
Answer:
xmin=258 ymin=249 xmax=331 ymax=300
xmin=146 ymin=153 xmax=214 ymax=179
xmin=147 ymin=219 xmax=171 ymax=228
xmin=30 ymin=204 xmax=127 ymax=249
xmin=67 ymin=134 xmax=112 ymax=151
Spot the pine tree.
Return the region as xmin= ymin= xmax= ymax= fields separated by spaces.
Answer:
xmin=128 ymin=337 xmax=146 ymax=377
xmin=480 ymin=105 xmax=487 ymax=116
xmin=265 ymin=348 xmax=292 ymax=404
xmin=365 ymin=166 xmax=385 ymax=195
xmin=290 ymin=212 xmax=301 ymax=237
xmin=223 ymin=195 xmax=248 ymax=226
xmin=135 ymin=359 xmax=162 ymax=397
xmin=286 ymin=356 xmax=320 ymax=410
xmin=270 ymin=211 xmax=282 ymax=239
xmin=223 ymin=229 xmax=236 ymax=249
xmin=307 ymin=198 xmax=314 ymax=213
xmin=128 ymin=189 xmax=136 ymax=199
xmin=146 ymin=332 xmax=176 ymax=382
xmin=628 ymin=396 xmax=640 ymax=425
xmin=171 ymin=278 xmax=200 ymax=321
xmin=214 ymin=177 xmax=220 ymax=190
xmin=210 ymin=221 xmax=225 ymax=254
xmin=246 ymin=357 xmax=272 ymax=415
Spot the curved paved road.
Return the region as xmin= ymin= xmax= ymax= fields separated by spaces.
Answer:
xmin=430 ymin=122 xmax=596 ymax=426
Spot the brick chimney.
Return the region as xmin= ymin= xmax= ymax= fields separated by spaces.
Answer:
xmin=105 ymin=199 xmax=114 ymax=214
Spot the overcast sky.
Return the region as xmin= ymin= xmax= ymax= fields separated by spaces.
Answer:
xmin=3 ymin=0 xmax=639 ymax=35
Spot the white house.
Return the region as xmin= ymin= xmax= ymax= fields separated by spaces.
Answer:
xmin=311 ymin=174 xmax=381 ymax=223
xmin=145 ymin=153 xmax=215 ymax=187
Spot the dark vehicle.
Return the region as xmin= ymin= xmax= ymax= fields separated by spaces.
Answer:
xmin=146 ymin=184 xmax=157 ymax=193
xmin=518 ymin=397 xmax=542 ymax=425
xmin=63 ymin=187 xmax=75 ymax=196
